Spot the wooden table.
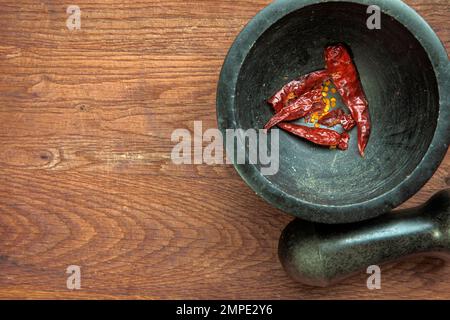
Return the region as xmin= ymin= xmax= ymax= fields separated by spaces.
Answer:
xmin=0 ymin=0 xmax=448 ymax=299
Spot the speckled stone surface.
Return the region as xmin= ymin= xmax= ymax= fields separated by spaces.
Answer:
xmin=278 ymin=189 xmax=450 ymax=286
xmin=216 ymin=0 xmax=450 ymax=224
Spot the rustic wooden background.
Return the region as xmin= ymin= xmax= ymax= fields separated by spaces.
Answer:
xmin=0 ymin=0 xmax=448 ymax=299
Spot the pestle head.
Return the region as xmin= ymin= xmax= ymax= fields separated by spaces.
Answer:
xmin=278 ymin=189 xmax=450 ymax=287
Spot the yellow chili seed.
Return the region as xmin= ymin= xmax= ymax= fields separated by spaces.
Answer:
xmin=325 ymin=80 xmax=331 ymax=86
xmin=287 ymin=92 xmax=296 ymax=100
xmin=322 ymin=92 xmax=327 ymax=97
xmin=314 ymin=123 xmax=320 ymax=128
xmin=323 ymin=86 xmax=329 ymax=92
xmin=331 ymin=88 xmax=337 ymax=93
xmin=331 ymin=101 xmax=337 ymax=107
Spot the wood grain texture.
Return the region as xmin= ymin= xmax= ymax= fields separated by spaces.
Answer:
xmin=0 ymin=0 xmax=448 ymax=299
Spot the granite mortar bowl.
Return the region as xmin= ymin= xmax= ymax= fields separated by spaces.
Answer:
xmin=216 ymin=0 xmax=450 ymax=224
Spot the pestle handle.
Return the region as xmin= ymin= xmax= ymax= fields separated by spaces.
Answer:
xmin=278 ymin=189 xmax=450 ymax=287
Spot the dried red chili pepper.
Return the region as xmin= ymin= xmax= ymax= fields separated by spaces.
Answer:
xmin=325 ymin=44 xmax=371 ymax=156
xmin=268 ymin=70 xmax=329 ymax=113
xmin=340 ymin=113 xmax=357 ymax=131
xmin=264 ymin=88 xmax=324 ymax=130
xmin=278 ymin=123 xmax=349 ymax=150
xmin=318 ymin=109 xmax=344 ymax=127
xmin=318 ymin=109 xmax=356 ymax=131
